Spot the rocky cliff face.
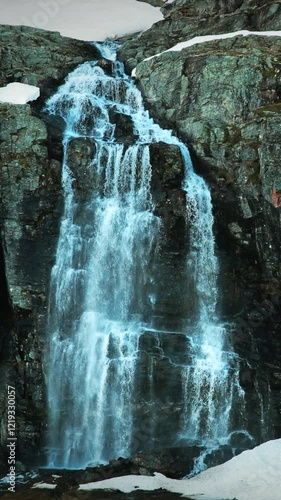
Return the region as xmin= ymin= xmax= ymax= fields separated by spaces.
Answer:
xmin=0 ymin=102 xmax=62 ymax=465
xmin=119 ymin=0 xmax=281 ymax=69
xmin=120 ymin=0 xmax=281 ymax=441
xmin=1 ymin=0 xmax=281 ymax=468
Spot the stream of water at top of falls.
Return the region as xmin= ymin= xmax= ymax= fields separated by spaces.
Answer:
xmin=45 ymin=42 xmax=246 ymax=469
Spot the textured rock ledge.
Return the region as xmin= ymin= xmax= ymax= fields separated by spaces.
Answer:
xmin=119 ymin=0 xmax=281 ymax=69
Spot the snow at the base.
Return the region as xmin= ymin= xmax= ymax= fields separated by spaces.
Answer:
xmin=0 ymin=83 xmax=40 ymax=105
xmin=132 ymin=30 xmax=281 ymax=75
xmin=78 ymin=439 xmax=281 ymax=500
xmin=33 ymin=482 xmax=57 ymax=490
xmin=1 ymin=0 xmax=163 ymax=42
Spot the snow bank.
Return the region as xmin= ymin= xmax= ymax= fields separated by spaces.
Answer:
xmin=33 ymin=482 xmax=56 ymax=490
xmin=0 ymin=83 xmax=40 ymax=105
xmin=162 ymin=30 xmax=281 ymax=55
xmin=131 ymin=30 xmax=281 ymax=75
xmin=78 ymin=439 xmax=281 ymax=500
xmin=1 ymin=0 xmax=163 ymax=42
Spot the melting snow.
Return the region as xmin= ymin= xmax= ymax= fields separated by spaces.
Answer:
xmin=0 ymin=82 xmax=40 ymax=105
xmin=1 ymin=0 xmax=163 ymax=42
xmin=78 ymin=439 xmax=281 ymax=500
xmin=32 ymin=482 xmax=57 ymax=490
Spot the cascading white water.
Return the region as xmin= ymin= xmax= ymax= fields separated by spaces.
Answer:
xmin=46 ymin=42 xmax=245 ymax=469
xmin=180 ymin=146 xmax=246 ymax=446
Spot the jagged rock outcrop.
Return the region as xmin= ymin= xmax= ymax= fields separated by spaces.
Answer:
xmin=0 ymin=25 xmax=99 ymax=105
xmin=119 ymin=0 xmax=281 ymax=70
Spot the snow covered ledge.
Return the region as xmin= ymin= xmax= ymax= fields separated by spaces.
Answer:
xmin=0 ymin=83 xmax=40 ymax=105
xmin=132 ymin=30 xmax=281 ymax=76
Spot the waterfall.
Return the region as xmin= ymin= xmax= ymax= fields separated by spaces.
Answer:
xmin=45 ymin=42 xmax=245 ymax=469
xmin=180 ymin=146 xmax=245 ymax=446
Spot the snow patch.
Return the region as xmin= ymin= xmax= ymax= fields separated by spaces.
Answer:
xmin=32 ymin=482 xmax=57 ymax=490
xmin=78 ymin=439 xmax=281 ymax=500
xmin=1 ymin=0 xmax=163 ymax=42
xmin=0 ymin=83 xmax=40 ymax=105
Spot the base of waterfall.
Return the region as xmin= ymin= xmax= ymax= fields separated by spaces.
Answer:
xmin=76 ymin=440 xmax=281 ymax=500
xmin=1 ymin=440 xmax=280 ymax=499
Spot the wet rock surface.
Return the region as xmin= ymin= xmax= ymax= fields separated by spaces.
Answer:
xmin=0 ymin=102 xmax=63 ymax=465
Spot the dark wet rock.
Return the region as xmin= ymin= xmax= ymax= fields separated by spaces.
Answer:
xmin=96 ymin=58 xmax=114 ymax=75
xmin=0 ymin=101 xmax=63 ymax=464
xmin=66 ymin=139 xmax=97 ymax=199
xmin=63 ymin=490 xmax=186 ymax=500
xmin=150 ymin=142 xmax=187 ymax=249
xmin=42 ymin=114 xmax=65 ymax=162
xmin=131 ymin=447 xmax=203 ymax=478
xmin=108 ymin=107 xmax=138 ymax=144
xmin=0 ymin=488 xmax=185 ymax=499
